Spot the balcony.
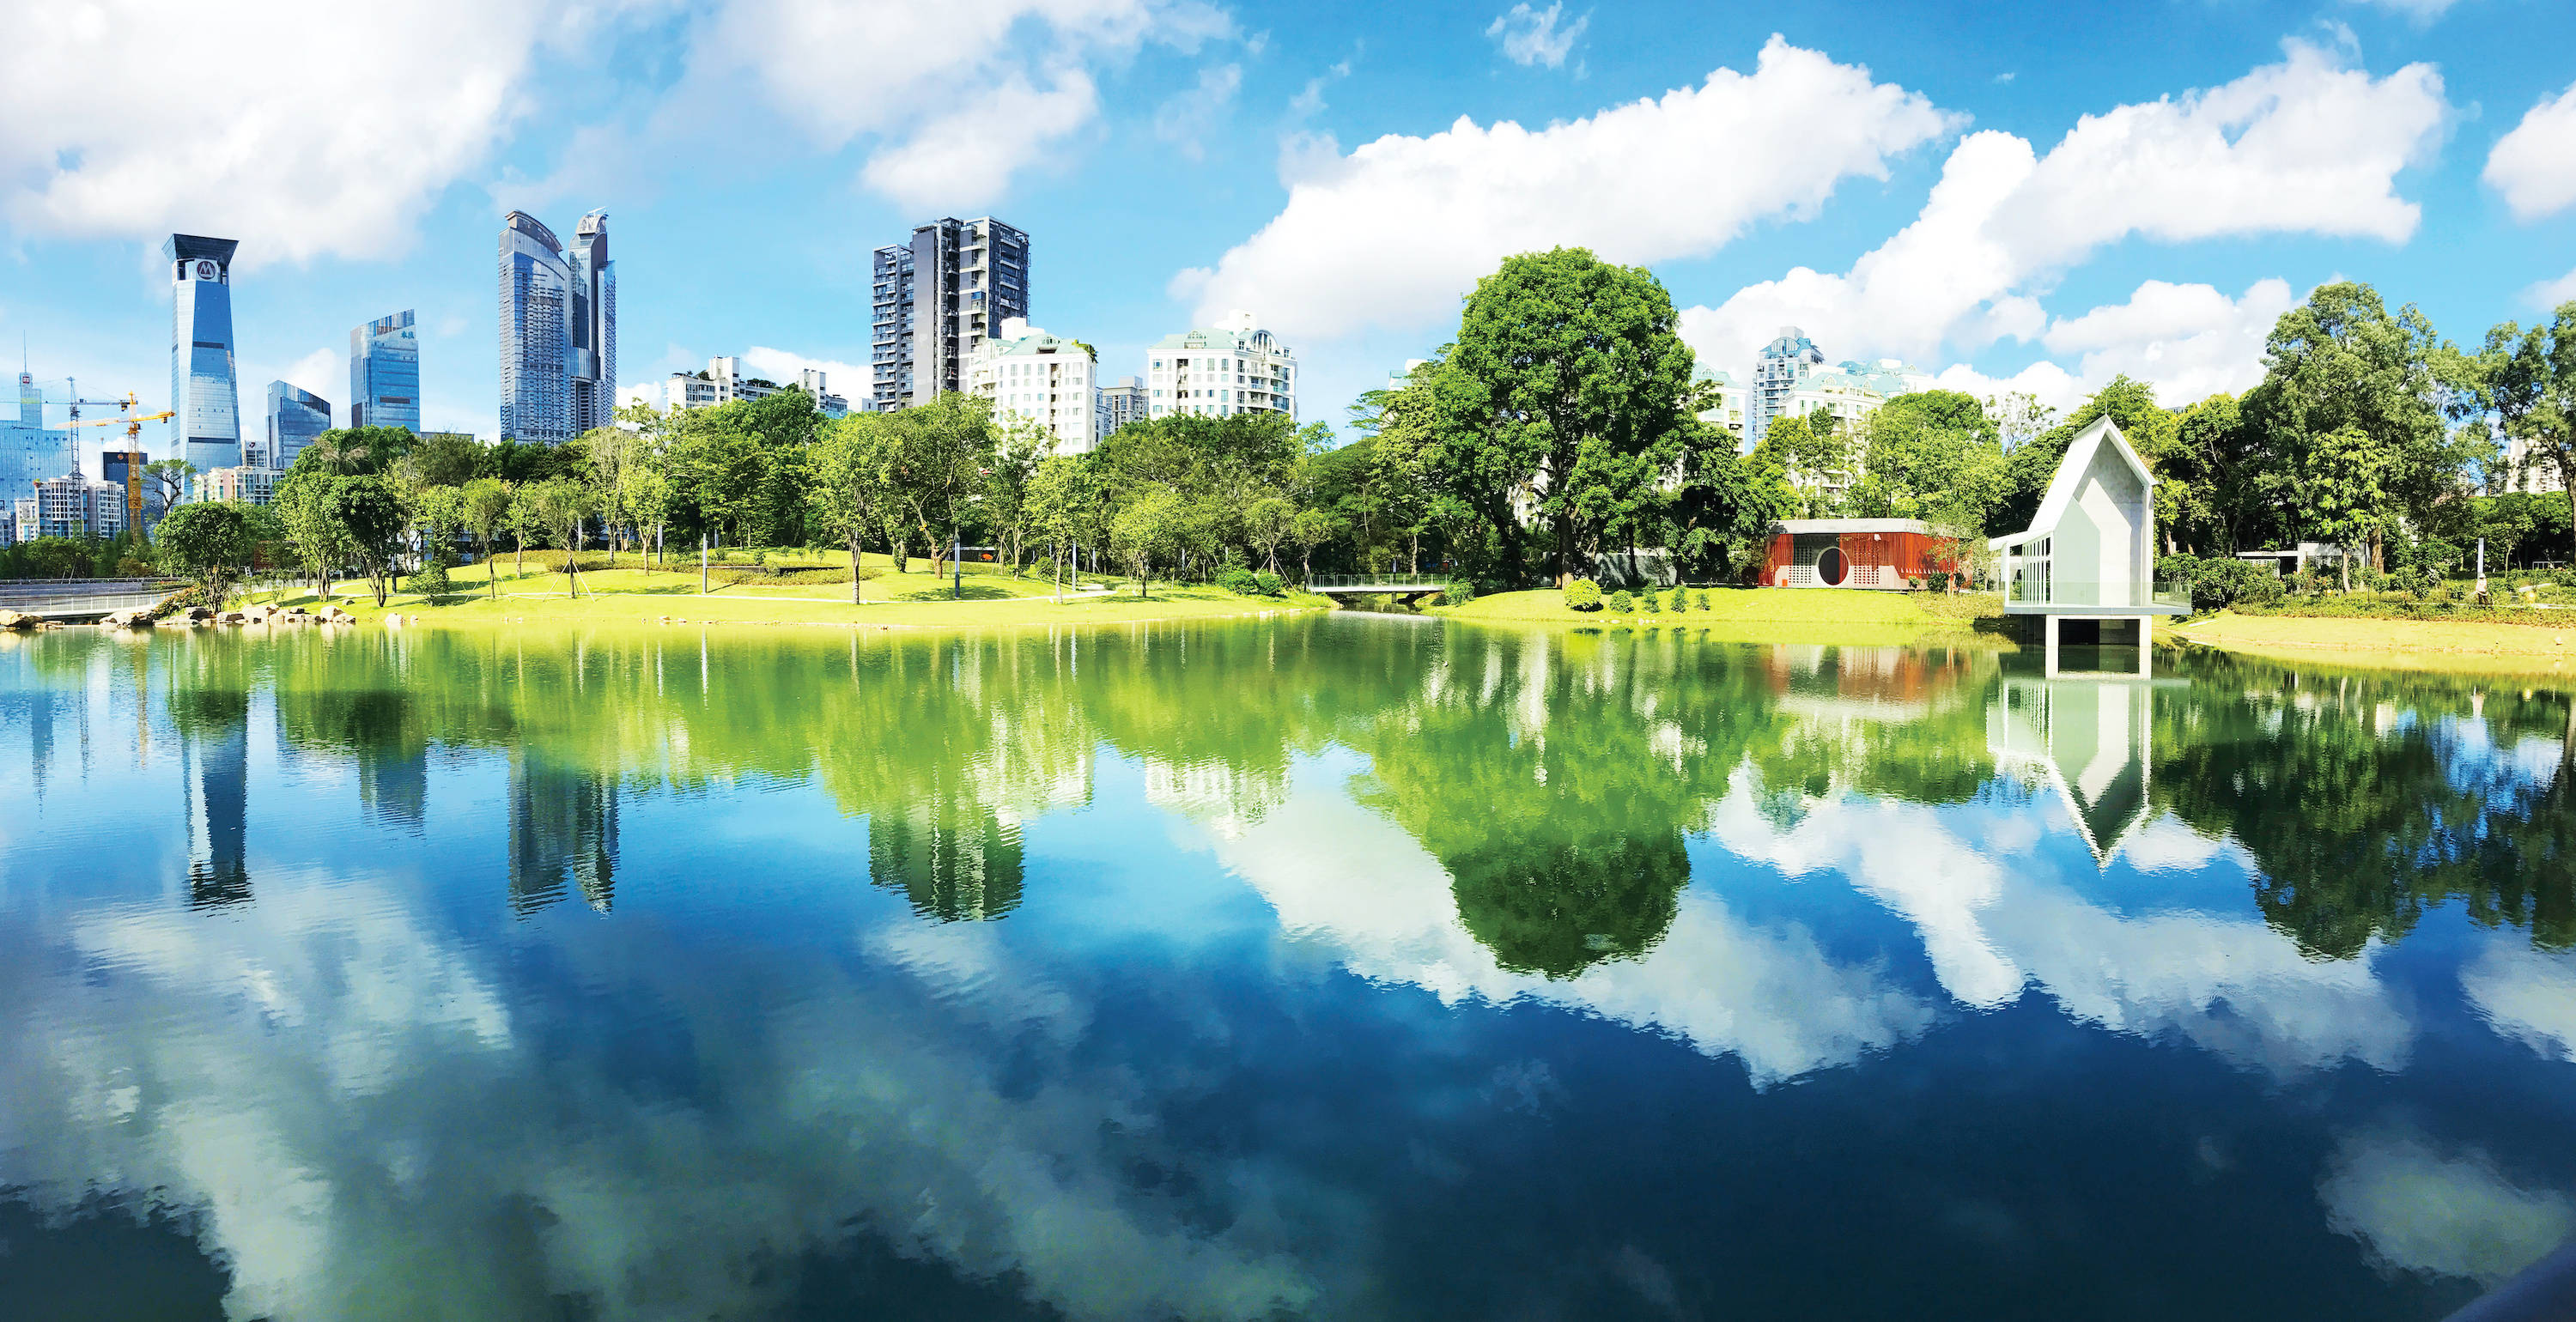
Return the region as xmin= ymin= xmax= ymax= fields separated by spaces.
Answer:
xmin=2002 ymin=574 xmax=2193 ymax=615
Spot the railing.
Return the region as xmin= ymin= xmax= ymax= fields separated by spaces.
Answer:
xmin=4 ymin=591 xmax=172 ymax=618
xmin=0 ymin=579 xmax=184 ymax=617
xmin=1307 ymin=573 xmax=1448 ymax=593
xmin=2002 ymin=577 xmax=2193 ymax=610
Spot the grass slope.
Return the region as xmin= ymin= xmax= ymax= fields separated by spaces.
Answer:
xmin=2172 ymin=611 xmax=2576 ymax=677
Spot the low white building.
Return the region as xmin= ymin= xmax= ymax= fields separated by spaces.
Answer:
xmin=663 ymin=358 xmax=853 ymax=418
xmin=1694 ymin=366 xmax=1750 ymax=446
xmin=969 ymin=318 xmax=1098 ymax=454
xmin=203 ymin=465 xmax=280 ymax=507
xmin=1989 ymin=416 xmax=2190 ymax=676
xmin=1148 ymin=311 xmax=1295 ymax=421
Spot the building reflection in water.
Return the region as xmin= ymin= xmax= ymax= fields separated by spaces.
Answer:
xmin=508 ymin=751 xmax=620 ymax=914
xmin=1987 ymin=673 xmax=2158 ymax=865
xmin=173 ymin=688 xmax=252 ymax=907
xmin=866 ymin=801 xmax=1024 ymax=922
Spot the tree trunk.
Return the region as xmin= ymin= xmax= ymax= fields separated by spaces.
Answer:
xmin=849 ymin=531 xmax=864 ymax=604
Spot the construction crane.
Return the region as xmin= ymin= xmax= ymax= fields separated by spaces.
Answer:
xmin=66 ymin=394 xmax=175 ymax=531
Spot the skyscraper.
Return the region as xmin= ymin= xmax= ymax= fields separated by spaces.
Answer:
xmin=871 ymin=216 xmax=1026 ymax=411
xmin=499 ymin=209 xmax=616 ymax=444
xmin=566 ymin=210 xmax=617 ymax=434
xmin=349 ymin=309 xmax=419 ymax=433
xmin=166 ymin=233 xmax=242 ymax=476
xmin=266 ymin=381 xmax=330 ymax=471
xmin=1749 ymin=325 xmax=1825 ymax=447
xmin=1 ymin=364 xmax=74 ymax=514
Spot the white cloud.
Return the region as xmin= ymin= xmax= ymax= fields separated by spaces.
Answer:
xmin=695 ymin=0 xmax=1231 ymax=209
xmin=2348 ymin=0 xmax=2463 ymax=20
xmin=1153 ymin=64 xmax=1244 ymax=163
xmin=2321 ymin=1128 xmax=2576 ymax=1286
xmin=1177 ymin=37 xmax=1959 ymax=341
xmin=2461 ymin=939 xmax=2576 ymax=1062
xmin=0 ymin=0 xmax=638 ymax=265
xmin=1486 ymin=3 xmax=1589 ymax=70
xmin=2528 ymin=266 xmax=2576 ymax=310
xmin=2486 ymin=82 xmax=2576 ymax=221
xmin=738 ymin=346 xmax=871 ymax=396
xmin=1680 ymin=40 xmax=2439 ymax=405
xmin=276 ymin=349 xmax=344 ymax=417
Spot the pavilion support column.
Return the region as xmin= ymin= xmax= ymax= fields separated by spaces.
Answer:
xmin=2138 ymin=616 xmax=2153 ymax=677
xmin=2044 ymin=614 xmax=2060 ymax=678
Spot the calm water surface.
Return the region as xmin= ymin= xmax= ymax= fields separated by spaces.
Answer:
xmin=3 ymin=616 xmax=2574 ymax=1320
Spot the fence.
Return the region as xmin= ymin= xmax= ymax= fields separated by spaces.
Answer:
xmin=1307 ymin=573 xmax=1448 ymax=593
xmin=2002 ymin=577 xmax=2193 ymax=610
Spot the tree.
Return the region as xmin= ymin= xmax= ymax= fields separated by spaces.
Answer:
xmin=272 ymin=469 xmax=352 ymax=597
xmin=461 ymin=477 xmax=513 ymax=601
xmin=884 ymin=391 xmax=997 ymax=593
xmin=2298 ymin=425 xmax=2393 ymax=591
xmin=1026 ymin=455 xmax=1103 ymax=599
xmin=1431 ymin=248 xmax=1701 ymax=586
xmin=523 ymin=478 xmax=598 ymax=596
xmin=984 ymin=419 xmax=1048 ymax=576
xmin=808 ymin=414 xmax=896 ymax=604
xmin=1853 ymin=390 xmax=2004 ymax=529
xmin=2486 ymin=303 xmax=2576 ymax=539
xmin=325 ymin=476 xmax=410 ymax=607
xmin=293 ymin=425 xmax=416 ymax=477
xmin=1110 ymin=487 xmax=1183 ymax=597
xmin=154 ymin=501 xmax=261 ymax=597
xmin=1289 ymin=506 xmax=1343 ymax=585
xmin=1244 ymin=495 xmax=1297 ymax=574
xmin=141 ymin=459 xmax=194 ymax=523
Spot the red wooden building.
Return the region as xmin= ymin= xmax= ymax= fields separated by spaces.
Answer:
xmin=1759 ymin=519 xmax=1944 ymax=590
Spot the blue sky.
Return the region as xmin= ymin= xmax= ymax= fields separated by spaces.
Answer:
xmin=3 ymin=0 xmax=2573 ymax=469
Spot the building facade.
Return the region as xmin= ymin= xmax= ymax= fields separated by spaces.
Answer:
xmin=167 ymin=233 xmax=243 ymax=476
xmin=1097 ymin=376 xmax=1146 ymax=440
xmin=968 ymin=318 xmax=1097 ymax=454
xmin=872 ymin=216 xmax=1028 ymax=411
xmin=349 ymin=309 xmax=420 ymax=433
xmin=2 ymin=367 xmax=73 ymax=514
xmin=265 ymin=380 xmax=330 ymax=471
xmin=32 ymin=471 xmax=125 ymax=539
xmin=661 ymin=358 xmax=853 ymax=417
xmin=500 ymin=209 xmax=613 ymax=444
xmin=1146 ymin=312 xmax=1296 ymax=421
xmin=1694 ymin=366 xmax=1749 ymax=446
xmin=99 ymin=448 xmax=154 ymax=535
xmin=203 ymin=465 xmax=280 ymax=506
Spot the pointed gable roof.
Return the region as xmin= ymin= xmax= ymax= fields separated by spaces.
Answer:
xmin=1989 ymin=415 xmax=2156 ymax=549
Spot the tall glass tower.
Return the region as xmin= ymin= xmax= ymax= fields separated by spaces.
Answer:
xmin=566 ymin=211 xmax=616 ymax=434
xmin=266 ymin=381 xmax=331 ymax=470
xmin=166 ymin=233 xmax=242 ymax=476
xmin=498 ymin=211 xmax=573 ymax=444
xmin=1 ymin=366 xmax=75 ymax=509
xmin=349 ymin=309 xmax=419 ymax=433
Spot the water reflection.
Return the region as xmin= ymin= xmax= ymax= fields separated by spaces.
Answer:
xmin=4 ymin=621 xmax=2576 ymax=1319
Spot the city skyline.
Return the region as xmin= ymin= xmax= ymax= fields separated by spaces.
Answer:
xmin=3 ymin=3 xmax=2574 ymax=476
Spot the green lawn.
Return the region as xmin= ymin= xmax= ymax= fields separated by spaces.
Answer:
xmin=245 ymin=555 xmax=1332 ymax=629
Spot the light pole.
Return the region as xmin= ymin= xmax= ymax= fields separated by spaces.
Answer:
xmin=700 ymin=533 xmax=708 ymax=596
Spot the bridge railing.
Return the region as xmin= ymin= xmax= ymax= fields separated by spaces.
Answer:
xmin=1307 ymin=573 xmax=1446 ymax=592
xmin=5 ymin=591 xmax=172 ymax=618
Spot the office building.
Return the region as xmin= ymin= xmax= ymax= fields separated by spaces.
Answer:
xmin=968 ymin=318 xmax=1098 ymax=454
xmin=204 ymin=465 xmax=280 ymax=506
xmin=2 ymin=365 xmax=74 ymax=512
xmin=1097 ymin=376 xmax=1146 ymax=439
xmin=265 ymin=381 xmax=330 ymax=470
xmin=1146 ymin=311 xmax=1297 ymax=421
xmin=872 ymin=216 xmax=1028 ymax=411
xmin=499 ymin=209 xmax=615 ymax=443
xmin=100 ymin=448 xmax=154 ymax=534
xmin=349 ymin=309 xmax=420 ymax=432
xmin=167 ymin=234 xmax=243 ymax=476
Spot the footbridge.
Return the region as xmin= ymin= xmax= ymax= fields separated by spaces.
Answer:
xmin=1307 ymin=573 xmax=1448 ymax=603
xmin=0 ymin=579 xmax=182 ymax=622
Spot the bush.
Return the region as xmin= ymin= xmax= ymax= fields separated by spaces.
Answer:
xmin=1216 ymin=567 xmax=1260 ymax=596
xmin=1608 ymin=588 xmax=1634 ymax=612
xmin=1564 ymin=579 xmax=1602 ymax=611
xmin=1254 ymin=570 xmax=1285 ymax=597
xmin=407 ymin=560 xmax=453 ymax=597
xmin=1441 ymin=578 xmax=1477 ymax=606
xmin=1692 ymin=590 xmax=1710 ymax=611
xmin=1641 ymin=589 xmax=1662 ymax=613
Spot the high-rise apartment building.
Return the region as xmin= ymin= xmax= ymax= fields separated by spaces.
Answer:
xmin=266 ymin=381 xmax=331 ymax=470
xmin=1750 ymin=326 xmax=1825 ymax=447
xmin=968 ymin=318 xmax=1097 ymax=454
xmin=349 ymin=309 xmax=420 ymax=432
xmin=1 ymin=366 xmax=73 ymax=513
xmin=167 ymin=233 xmax=243 ymax=476
xmin=100 ymin=448 xmax=153 ymax=534
xmin=1097 ymin=376 xmax=1146 ymax=440
xmin=1146 ymin=312 xmax=1296 ymax=421
xmin=498 ymin=209 xmax=614 ymax=442
xmin=872 ymin=216 xmax=1027 ymax=411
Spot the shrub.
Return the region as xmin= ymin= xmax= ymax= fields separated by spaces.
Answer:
xmin=1254 ymin=570 xmax=1285 ymax=597
xmin=1440 ymin=578 xmax=1477 ymax=606
xmin=1641 ymin=590 xmax=1662 ymax=613
xmin=1216 ymin=567 xmax=1260 ymax=595
xmin=1564 ymin=579 xmax=1602 ymax=611
xmin=1608 ymin=588 xmax=1634 ymax=613
xmin=1693 ymin=589 xmax=1710 ymax=611
xmin=407 ymin=560 xmax=453 ymax=597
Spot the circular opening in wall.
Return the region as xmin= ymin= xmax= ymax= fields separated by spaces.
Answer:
xmin=1817 ymin=546 xmax=1849 ymax=587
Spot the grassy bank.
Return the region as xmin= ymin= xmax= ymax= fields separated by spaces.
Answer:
xmin=2170 ymin=611 xmax=2576 ymax=676
xmin=240 ymin=555 xmax=1331 ymax=629
xmin=1426 ymin=587 xmax=2015 ymax=647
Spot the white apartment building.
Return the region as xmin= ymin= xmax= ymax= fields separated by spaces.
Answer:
xmin=1147 ymin=312 xmax=1296 ymax=421
xmin=969 ymin=318 xmax=1098 ymax=454
xmin=203 ymin=465 xmax=280 ymax=507
xmin=662 ymin=357 xmax=853 ymax=417
xmin=1695 ymin=367 xmax=1749 ymax=446
xmin=2502 ymin=434 xmax=2566 ymax=494
xmin=1097 ymin=376 xmax=1146 ymax=440
xmin=31 ymin=470 xmax=125 ymax=538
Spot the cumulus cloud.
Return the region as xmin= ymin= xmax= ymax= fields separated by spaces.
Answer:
xmin=2486 ymin=82 xmax=2576 ymax=221
xmin=0 ymin=0 xmax=638 ymax=265
xmin=1176 ymin=37 xmax=1959 ymax=341
xmin=2321 ymin=1128 xmax=2576 ymax=1286
xmin=2461 ymin=939 xmax=2576 ymax=1062
xmin=1486 ymin=3 xmax=1588 ymax=70
xmin=1911 ymin=279 xmax=2299 ymax=414
xmin=2347 ymin=0 xmax=2463 ymax=20
xmin=860 ymin=68 xmax=1102 ymax=209
xmin=1680 ymin=40 xmax=2439 ymax=406
xmin=2529 ymin=266 xmax=2576 ymax=310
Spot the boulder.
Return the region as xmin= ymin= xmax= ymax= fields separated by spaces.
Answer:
xmin=185 ymin=606 xmax=216 ymax=624
xmin=384 ymin=613 xmax=404 ymax=628
xmin=0 ymin=609 xmax=31 ymax=631
xmin=319 ymin=607 xmax=353 ymax=623
xmin=217 ymin=611 xmax=246 ymax=625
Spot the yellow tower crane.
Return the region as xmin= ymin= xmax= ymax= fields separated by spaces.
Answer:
xmin=67 ymin=395 xmax=176 ymax=531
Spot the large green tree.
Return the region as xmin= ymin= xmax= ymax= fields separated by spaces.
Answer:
xmin=323 ymin=475 xmax=409 ymax=606
xmin=1431 ymin=248 xmax=1701 ymax=585
xmin=883 ymin=392 xmax=998 ymax=591
xmin=2483 ymin=302 xmax=2576 ymax=537
xmin=807 ymin=413 xmax=896 ymax=603
xmin=154 ymin=500 xmax=262 ymax=597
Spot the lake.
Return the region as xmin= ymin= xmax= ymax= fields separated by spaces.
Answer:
xmin=3 ymin=616 xmax=2573 ymax=1321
